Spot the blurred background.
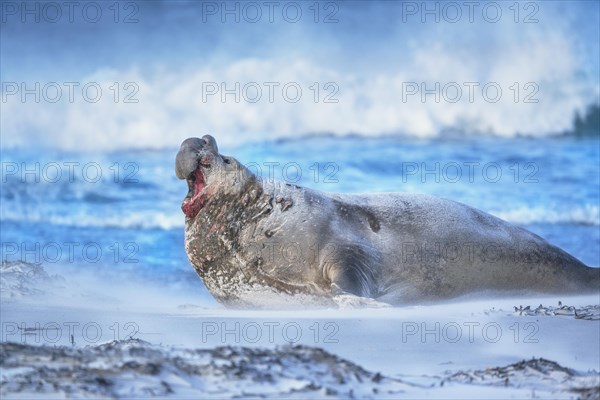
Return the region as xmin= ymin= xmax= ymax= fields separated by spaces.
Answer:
xmin=1 ymin=1 xmax=598 ymax=296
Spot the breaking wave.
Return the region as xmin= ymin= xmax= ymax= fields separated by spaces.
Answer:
xmin=1 ymin=1 xmax=598 ymax=151
xmin=491 ymin=205 xmax=600 ymax=226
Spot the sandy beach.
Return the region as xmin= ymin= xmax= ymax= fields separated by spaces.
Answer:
xmin=2 ymin=262 xmax=598 ymax=399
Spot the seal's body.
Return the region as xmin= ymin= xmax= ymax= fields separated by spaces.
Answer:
xmin=176 ymin=136 xmax=599 ymax=308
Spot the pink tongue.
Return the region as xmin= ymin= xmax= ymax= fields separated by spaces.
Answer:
xmin=182 ymin=170 xmax=206 ymax=218
xmin=193 ymin=169 xmax=205 ymax=196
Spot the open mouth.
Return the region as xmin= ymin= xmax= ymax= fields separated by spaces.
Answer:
xmin=181 ymin=168 xmax=206 ymax=219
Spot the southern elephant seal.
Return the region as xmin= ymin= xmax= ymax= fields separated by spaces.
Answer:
xmin=175 ymin=135 xmax=599 ymax=308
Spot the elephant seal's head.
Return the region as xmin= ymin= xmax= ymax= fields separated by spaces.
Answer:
xmin=175 ymin=135 xmax=253 ymax=220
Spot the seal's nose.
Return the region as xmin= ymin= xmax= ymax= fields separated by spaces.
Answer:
xmin=175 ymin=136 xmax=220 ymax=179
xmin=175 ymin=137 xmax=205 ymax=180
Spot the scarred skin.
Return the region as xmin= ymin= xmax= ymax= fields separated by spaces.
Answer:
xmin=176 ymin=135 xmax=600 ymax=308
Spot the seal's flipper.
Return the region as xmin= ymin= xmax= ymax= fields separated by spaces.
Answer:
xmin=323 ymin=243 xmax=381 ymax=298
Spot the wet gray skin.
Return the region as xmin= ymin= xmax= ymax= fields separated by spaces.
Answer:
xmin=175 ymin=135 xmax=599 ymax=308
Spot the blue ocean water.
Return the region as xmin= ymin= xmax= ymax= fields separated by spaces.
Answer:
xmin=2 ymin=135 xmax=598 ymax=291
